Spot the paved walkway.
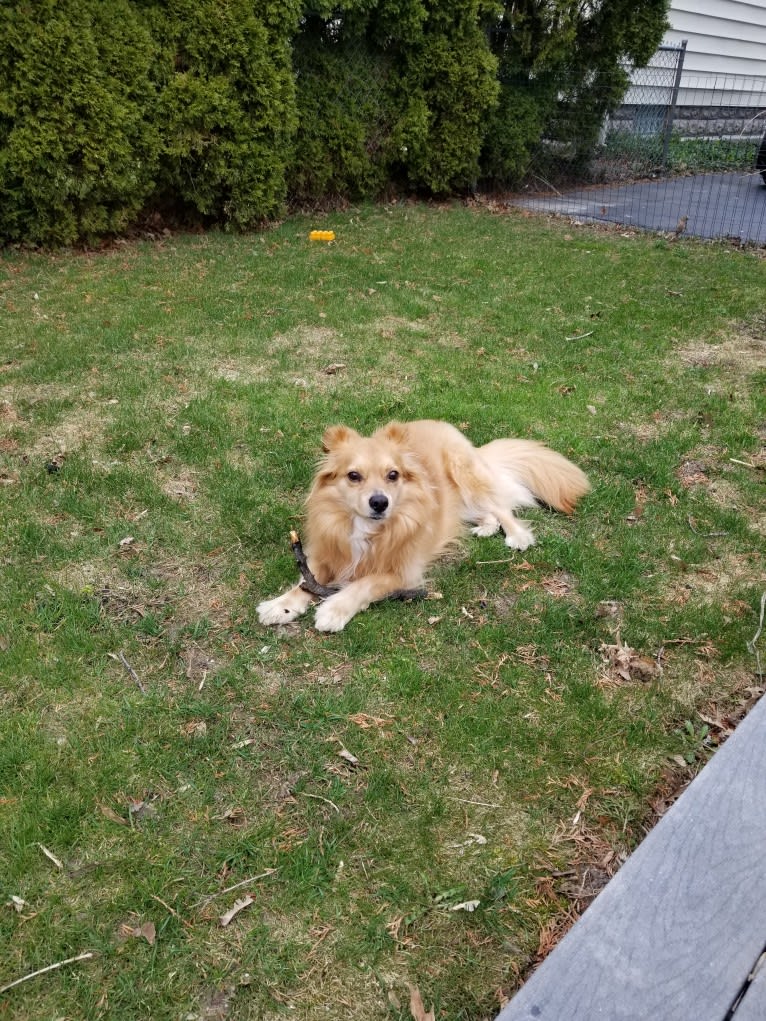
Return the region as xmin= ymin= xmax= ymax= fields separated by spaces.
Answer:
xmin=512 ymin=171 xmax=766 ymax=244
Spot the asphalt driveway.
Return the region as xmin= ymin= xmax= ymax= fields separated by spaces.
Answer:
xmin=512 ymin=171 xmax=766 ymax=244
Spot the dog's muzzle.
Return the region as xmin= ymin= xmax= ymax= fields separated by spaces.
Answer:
xmin=368 ymin=492 xmax=389 ymax=518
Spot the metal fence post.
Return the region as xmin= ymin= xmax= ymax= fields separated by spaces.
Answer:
xmin=662 ymin=39 xmax=687 ymax=168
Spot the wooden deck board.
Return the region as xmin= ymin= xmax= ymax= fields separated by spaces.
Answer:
xmin=496 ymin=694 xmax=766 ymax=1021
xmin=729 ymin=954 xmax=766 ymax=1020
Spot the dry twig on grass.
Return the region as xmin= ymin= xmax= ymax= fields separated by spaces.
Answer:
xmin=289 ymin=531 xmax=427 ymax=603
xmin=108 ymin=651 xmax=146 ymax=693
xmin=0 ymin=952 xmax=95 ymax=995
xmin=290 ymin=530 xmax=339 ymax=599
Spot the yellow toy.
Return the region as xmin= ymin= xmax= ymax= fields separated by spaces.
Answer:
xmin=309 ymin=230 xmax=335 ymax=241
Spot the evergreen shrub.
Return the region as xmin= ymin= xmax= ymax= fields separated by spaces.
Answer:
xmin=0 ymin=0 xmax=159 ymax=245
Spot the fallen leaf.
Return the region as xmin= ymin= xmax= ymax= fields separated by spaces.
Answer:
xmin=38 ymin=843 xmax=63 ymax=869
xmin=348 ymin=712 xmax=392 ymax=730
xmin=231 ymin=738 xmax=256 ymax=750
xmin=541 ymin=573 xmax=575 ymax=598
xmin=595 ymin=600 xmax=622 ymax=618
xmin=600 ymin=634 xmax=662 ymax=684
xmin=408 ymin=984 xmax=435 ymax=1021
xmin=119 ymin=919 xmax=157 ymax=945
xmin=5 ymin=896 xmax=27 ymax=913
xmin=450 ymin=899 xmax=481 ymax=912
xmin=99 ymin=804 xmax=128 ymax=826
xmin=322 ymin=363 xmax=346 ymax=375
xmin=137 ymin=921 xmax=156 ymax=945
xmin=128 ymin=799 xmax=158 ymax=823
xmin=337 ymin=747 xmax=359 ymax=767
xmin=219 ymin=895 xmax=255 ymax=927
xmin=388 ymin=989 xmax=402 ymax=1010
xmin=217 ymin=806 xmax=247 ymax=828
xmin=180 ymin=720 xmax=207 ymax=739
xmin=448 ymin=833 xmax=487 ymax=851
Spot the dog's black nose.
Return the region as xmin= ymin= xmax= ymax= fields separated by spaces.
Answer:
xmin=369 ymin=492 xmax=389 ymax=516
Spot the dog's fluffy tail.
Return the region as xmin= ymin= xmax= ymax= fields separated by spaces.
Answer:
xmin=480 ymin=439 xmax=590 ymax=514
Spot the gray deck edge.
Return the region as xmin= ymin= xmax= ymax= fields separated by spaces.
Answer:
xmin=728 ymin=952 xmax=766 ymax=1020
xmin=496 ymin=693 xmax=766 ymax=1021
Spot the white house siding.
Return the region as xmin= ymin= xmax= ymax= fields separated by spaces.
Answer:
xmin=664 ymin=0 xmax=766 ymax=84
xmin=621 ymin=0 xmax=766 ymax=135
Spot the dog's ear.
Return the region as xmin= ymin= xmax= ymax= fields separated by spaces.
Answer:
xmin=321 ymin=425 xmax=359 ymax=452
xmin=378 ymin=421 xmax=408 ymax=445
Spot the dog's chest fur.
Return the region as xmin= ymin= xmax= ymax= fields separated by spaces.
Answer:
xmin=343 ymin=516 xmax=380 ymax=578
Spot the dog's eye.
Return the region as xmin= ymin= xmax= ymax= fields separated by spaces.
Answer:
xmin=387 ymin=470 xmax=400 ymax=482
xmin=347 ymin=470 xmax=362 ymax=483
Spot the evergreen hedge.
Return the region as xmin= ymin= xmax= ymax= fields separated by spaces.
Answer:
xmin=150 ymin=0 xmax=299 ymax=228
xmin=0 ymin=0 xmax=668 ymax=245
xmin=0 ymin=0 xmax=298 ymax=245
xmin=0 ymin=0 xmax=159 ymax=245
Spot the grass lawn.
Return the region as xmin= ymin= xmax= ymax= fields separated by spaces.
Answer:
xmin=1 ymin=203 xmax=764 ymax=1020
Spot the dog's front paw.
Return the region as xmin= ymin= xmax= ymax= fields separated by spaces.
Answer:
xmin=504 ymin=525 xmax=535 ymax=551
xmin=257 ymin=590 xmax=311 ymax=626
xmin=314 ymin=594 xmax=355 ymax=633
xmin=471 ymin=514 xmax=500 ymax=538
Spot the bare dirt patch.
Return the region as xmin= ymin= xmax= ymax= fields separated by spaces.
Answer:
xmin=225 ymin=443 xmax=259 ymax=473
xmin=55 ymin=555 xmax=242 ymax=694
xmin=0 ymin=381 xmax=72 ymax=407
xmin=678 ymin=316 xmax=766 ymax=382
xmin=210 ymin=358 xmax=269 ymax=384
xmin=142 ymin=555 xmax=240 ymax=629
xmin=704 ymin=478 xmax=766 ymax=537
xmin=161 ymin=468 xmax=200 ymax=502
xmin=269 ymin=325 xmax=343 ymax=363
xmin=375 ymin=315 xmax=430 ymax=340
xmin=676 ymin=458 xmax=710 ymax=488
xmin=55 ymin=553 xmax=240 ymax=633
xmin=25 ymin=404 xmax=109 ymax=461
xmin=268 ymin=320 xmax=427 ymax=396
xmin=662 ymin=550 xmax=762 ymax=609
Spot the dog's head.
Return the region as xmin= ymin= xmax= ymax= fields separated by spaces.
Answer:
xmin=313 ymin=423 xmax=418 ymax=522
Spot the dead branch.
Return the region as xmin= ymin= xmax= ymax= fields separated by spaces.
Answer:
xmin=289 ymin=531 xmax=427 ymax=603
xmin=290 ymin=530 xmax=339 ymax=598
xmin=384 ymin=587 xmax=429 ymax=602
xmin=191 ymin=869 xmax=279 ymax=910
xmin=687 ymin=515 xmax=727 ymax=538
xmin=108 ymin=651 xmax=146 ymax=693
xmin=0 ymin=952 xmax=95 ymax=995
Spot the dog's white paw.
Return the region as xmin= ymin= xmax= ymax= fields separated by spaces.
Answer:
xmin=471 ymin=515 xmax=501 ymax=538
xmin=314 ymin=595 xmax=355 ymax=633
xmin=257 ymin=592 xmax=309 ymax=625
xmin=504 ymin=526 xmax=535 ymax=551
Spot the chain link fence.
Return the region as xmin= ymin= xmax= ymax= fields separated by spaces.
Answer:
xmin=510 ymin=45 xmax=766 ymax=244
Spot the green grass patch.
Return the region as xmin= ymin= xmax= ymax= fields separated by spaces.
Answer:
xmin=1 ymin=206 xmax=765 ymax=1019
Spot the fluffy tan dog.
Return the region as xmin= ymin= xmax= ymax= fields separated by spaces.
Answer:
xmin=257 ymin=420 xmax=589 ymax=632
